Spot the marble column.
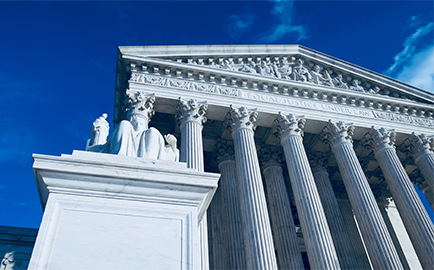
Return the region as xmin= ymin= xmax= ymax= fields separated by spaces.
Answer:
xmin=322 ymin=120 xmax=403 ymax=270
xmin=176 ymin=98 xmax=209 ymax=270
xmin=336 ymin=198 xmax=372 ymax=270
xmin=259 ymin=146 xmax=305 ymax=270
xmin=364 ymin=127 xmax=434 ymax=269
xmin=376 ymin=197 xmax=411 ymax=270
xmin=274 ymin=113 xmax=341 ymax=270
xmin=309 ymin=151 xmax=360 ymax=270
xmin=213 ymin=140 xmax=246 ymax=270
xmin=404 ymin=133 xmax=434 ymax=196
xmin=226 ymin=105 xmax=278 ymax=270
xmin=409 ymin=169 xmax=434 ymax=210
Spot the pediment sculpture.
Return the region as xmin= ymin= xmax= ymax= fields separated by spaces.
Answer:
xmin=86 ymin=91 xmax=179 ymax=161
xmin=207 ymin=56 xmax=385 ymax=94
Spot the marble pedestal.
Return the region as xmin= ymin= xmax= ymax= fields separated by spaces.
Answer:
xmin=28 ymin=151 xmax=219 ymax=270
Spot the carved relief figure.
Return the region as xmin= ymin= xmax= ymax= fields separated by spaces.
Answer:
xmin=276 ymin=59 xmax=293 ymax=80
xmin=309 ymin=65 xmax=333 ymax=86
xmin=293 ymin=59 xmax=312 ymax=82
xmin=349 ymin=79 xmax=365 ymax=92
xmin=239 ymin=61 xmax=257 ymax=74
xmin=86 ymin=91 xmax=179 ymax=161
xmin=257 ymin=60 xmax=275 ymax=77
xmin=368 ymin=86 xmax=380 ymax=94
xmin=332 ymin=74 xmax=349 ymax=89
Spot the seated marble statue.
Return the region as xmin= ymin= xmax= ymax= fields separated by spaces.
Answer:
xmin=86 ymin=91 xmax=179 ymax=162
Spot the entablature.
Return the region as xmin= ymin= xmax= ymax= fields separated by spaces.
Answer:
xmin=115 ymin=45 xmax=434 ymax=139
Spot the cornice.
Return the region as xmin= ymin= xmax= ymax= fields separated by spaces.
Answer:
xmin=118 ymin=45 xmax=434 ymax=104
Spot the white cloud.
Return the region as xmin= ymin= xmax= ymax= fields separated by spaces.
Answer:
xmin=254 ymin=0 xmax=307 ymax=43
xmin=383 ymin=17 xmax=434 ymax=93
xmin=385 ymin=21 xmax=433 ymax=75
xmin=226 ymin=13 xmax=256 ymax=39
xmin=394 ymin=45 xmax=434 ymax=91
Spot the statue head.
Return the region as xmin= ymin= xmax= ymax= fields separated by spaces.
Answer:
xmin=124 ymin=90 xmax=155 ymax=131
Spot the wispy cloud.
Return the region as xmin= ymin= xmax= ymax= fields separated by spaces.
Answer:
xmin=384 ymin=16 xmax=434 ymax=91
xmin=226 ymin=13 xmax=256 ymax=39
xmin=254 ymin=0 xmax=307 ymax=43
xmin=394 ymin=45 xmax=434 ymax=91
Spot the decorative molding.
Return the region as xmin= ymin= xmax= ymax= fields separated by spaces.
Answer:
xmin=226 ymin=105 xmax=258 ymax=133
xmin=175 ymin=98 xmax=208 ymax=127
xmin=213 ymin=139 xmax=235 ymax=164
xmin=129 ymin=72 xmax=434 ymax=129
xmin=258 ymin=145 xmax=285 ymax=169
xmin=273 ymin=113 xmax=306 ymax=140
xmin=322 ymin=120 xmax=355 ymax=147
xmin=403 ymin=133 xmax=434 ymax=161
xmin=364 ymin=127 xmax=396 ymax=154
xmin=130 ymin=72 xmax=240 ymax=97
xmin=308 ymin=150 xmax=330 ymax=173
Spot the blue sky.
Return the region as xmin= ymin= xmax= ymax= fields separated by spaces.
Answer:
xmin=0 ymin=1 xmax=433 ymax=229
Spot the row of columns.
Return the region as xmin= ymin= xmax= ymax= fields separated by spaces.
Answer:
xmin=173 ymin=98 xmax=434 ymax=270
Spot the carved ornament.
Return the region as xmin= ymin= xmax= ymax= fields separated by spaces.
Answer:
xmin=175 ymin=98 xmax=208 ymax=127
xmin=273 ymin=113 xmax=306 ymax=140
xmin=364 ymin=127 xmax=396 ymax=154
xmin=226 ymin=105 xmax=258 ymax=133
xmin=322 ymin=120 xmax=355 ymax=147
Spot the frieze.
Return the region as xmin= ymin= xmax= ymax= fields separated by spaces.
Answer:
xmin=184 ymin=55 xmax=412 ymax=100
xmin=243 ymin=91 xmax=434 ymax=128
xmin=129 ymin=72 xmax=434 ymax=128
xmin=130 ymin=72 xmax=240 ymax=97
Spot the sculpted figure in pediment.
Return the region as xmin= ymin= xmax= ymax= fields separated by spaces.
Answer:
xmin=332 ymin=73 xmax=349 ymax=89
xmin=349 ymin=79 xmax=365 ymax=92
xmin=239 ymin=60 xmax=257 ymax=74
xmin=275 ymin=59 xmax=294 ymax=80
xmin=293 ymin=59 xmax=312 ymax=82
xmin=309 ymin=65 xmax=334 ymax=87
xmin=86 ymin=91 xmax=179 ymax=161
xmin=256 ymin=60 xmax=275 ymax=77
xmin=368 ymin=86 xmax=381 ymax=94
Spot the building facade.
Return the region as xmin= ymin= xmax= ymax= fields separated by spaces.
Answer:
xmin=113 ymin=45 xmax=434 ymax=270
xmin=20 ymin=44 xmax=434 ymax=269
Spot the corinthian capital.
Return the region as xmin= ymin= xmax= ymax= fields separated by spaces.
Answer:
xmin=213 ymin=139 xmax=235 ymax=164
xmin=321 ymin=120 xmax=354 ymax=147
xmin=364 ymin=127 xmax=396 ymax=154
xmin=123 ymin=90 xmax=155 ymax=120
xmin=258 ymin=145 xmax=284 ymax=169
xmin=175 ymin=98 xmax=208 ymax=127
xmin=273 ymin=112 xmax=306 ymax=140
xmin=226 ymin=105 xmax=258 ymax=133
xmin=403 ymin=132 xmax=434 ymax=161
xmin=308 ymin=150 xmax=330 ymax=173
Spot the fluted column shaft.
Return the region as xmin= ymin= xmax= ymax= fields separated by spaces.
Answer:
xmin=405 ymin=133 xmax=434 ymax=194
xmin=274 ymin=113 xmax=340 ymax=270
xmin=214 ymin=141 xmax=246 ymax=269
xmin=377 ymin=200 xmax=410 ymax=270
xmin=365 ymin=128 xmax=434 ymax=269
xmin=227 ymin=106 xmax=278 ymax=270
xmin=260 ymin=153 xmax=305 ymax=270
xmin=311 ymin=164 xmax=360 ymax=270
xmin=337 ymin=199 xmax=372 ymax=269
xmin=322 ymin=121 xmax=403 ymax=270
xmin=176 ymin=99 xmax=209 ymax=270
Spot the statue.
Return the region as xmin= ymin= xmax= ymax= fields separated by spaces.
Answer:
xmin=86 ymin=113 xmax=110 ymax=148
xmin=293 ymin=59 xmax=311 ymax=82
xmin=332 ymin=73 xmax=349 ymax=89
xmin=86 ymin=91 xmax=179 ymax=161
xmin=309 ymin=65 xmax=333 ymax=86
xmin=349 ymin=79 xmax=365 ymax=92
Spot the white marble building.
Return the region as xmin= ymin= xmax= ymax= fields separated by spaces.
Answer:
xmin=27 ymin=44 xmax=434 ymax=270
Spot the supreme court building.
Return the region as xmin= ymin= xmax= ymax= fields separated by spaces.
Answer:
xmin=17 ymin=45 xmax=434 ymax=269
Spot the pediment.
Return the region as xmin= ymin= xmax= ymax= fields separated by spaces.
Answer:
xmin=119 ymin=45 xmax=434 ymax=105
